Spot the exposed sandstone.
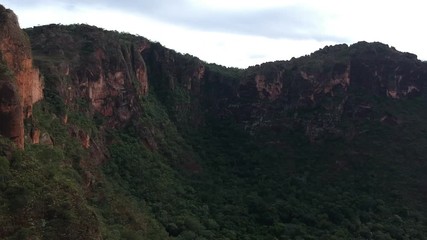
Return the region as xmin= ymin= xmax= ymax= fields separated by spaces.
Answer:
xmin=30 ymin=128 xmax=40 ymax=144
xmin=322 ymin=64 xmax=350 ymax=95
xmin=0 ymin=5 xmax=43 ymax=148
xmin=232 ymin=43 xmax=427 ymax=141
xmin=255 ymin=74 xmax=283 ymax=100
xmin=25 ymin=24 xmax=150 ymax=132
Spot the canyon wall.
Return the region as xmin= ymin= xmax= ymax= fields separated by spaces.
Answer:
xmin=0 ymin=5 xmax=42 ymax=148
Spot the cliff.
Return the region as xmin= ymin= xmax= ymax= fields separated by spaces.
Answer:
xmin=1 ymin=5 xmax=427 ymax=239
xmin=143 ymin=40 xmax=427 ymax=144
xmin=230 ymin=43 xmax=427 ymax=141
xmin=0 ymin=5 xmax=42 ymax=149
xmin=26 ymin=24 xmax=148 ymax=126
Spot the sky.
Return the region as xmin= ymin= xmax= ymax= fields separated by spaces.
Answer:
xmin=2 ymin=0 xmax=426 ymax=68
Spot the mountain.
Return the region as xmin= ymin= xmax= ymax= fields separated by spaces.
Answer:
xmin=1 ymin=4 xmax=427 ymax=239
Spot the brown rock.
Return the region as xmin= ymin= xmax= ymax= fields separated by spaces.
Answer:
xmin=0 ymin=81 xmax=24 ymax=148
xmin=255 ymin=74 xmax=283 ymax=100
xmin=0 ymin=5 xmax=43 ymax=149
xmin=0 ymin=7 xmax=43 ymax=111
xmin=62 ymin=114 xmax=68 ymax=124
xmin=323 ymin=64 xmax=350 ymax=95
xmin=39 ymin=132 xmax=54 ymax=146
xmin=30 ymin=128 xmax=40 ymax=144
xmin=136 ymin=66 xmax=148 ymax=96
xmin=79 ymin=130 xmax=90 ymax=149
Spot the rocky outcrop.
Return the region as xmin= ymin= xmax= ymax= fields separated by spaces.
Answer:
xmin=26 ymin=24 xmax=149 ymax=129
xmin=255 ymin=73 xmax=283 ymax=100
xmin=142 ymin=42 xmax=211 ymax=127
xmin=142 ymin=42 xmax=205 ymax=94
xmin=136 ymin=40 xmax=427 ymax=142
xmin=228 ymin=42 xmax=427 ymax=141
xmin=30 ymin=127 xmax=40 ymax=144
xmin=24 ymin=23 xmax=427 ymax=146
xmin=0 ymin=77 xmax=23 ymax=147
xmin=0 ymin=5 xmax=43 ymax=148
xmin=78 ymin=130 xmax=90 ymax=149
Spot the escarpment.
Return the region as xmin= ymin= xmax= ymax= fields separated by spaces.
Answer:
xmin=230 ymin=43 xmax=427 ymax=140
xmin=0 ymin=5 xmax=42 ymax=148
xmin=19 ymin=22 xmax=427 ymax=150
xmin=140 ymin=40 xmax=427 ymax=142
xmin=26 ymin=24 xmax=149 ymax=129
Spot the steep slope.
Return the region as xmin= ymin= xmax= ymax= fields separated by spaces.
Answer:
xmin=219 ymin=43 xmax=427 ymax=141
xmin=1 ymin=4 xmax=427 ymax=239
xmin=0 ymin=5 xmax=42 ymax=149
xmin=27 ymin=24 xmax=148 ymax=129
xmin=125 ymin=40 xmax=427 ymax=239
xmin=0 ymin=9 xmax=166 ymax=239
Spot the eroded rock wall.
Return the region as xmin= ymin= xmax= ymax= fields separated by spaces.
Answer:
xmin=28 ymin=25 xmax=148 ymax=124
xmin=0 ymin=5 xmax=43 ymax=148
xmin=232 ymin=43 xmax=427 ymax=140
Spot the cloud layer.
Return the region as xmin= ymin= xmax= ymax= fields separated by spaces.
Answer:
xmin=2 ymin=0 xmax=427 ymax=67
xmin=6 ymin=0 xmax=345 ymax=42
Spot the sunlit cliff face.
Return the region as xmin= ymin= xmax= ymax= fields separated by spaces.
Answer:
xmin=0 ymin=5 xmax=42 ymax=148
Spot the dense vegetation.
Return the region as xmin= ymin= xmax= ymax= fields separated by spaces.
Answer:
xmin=1 ymin=22 xmax=427 ymax=240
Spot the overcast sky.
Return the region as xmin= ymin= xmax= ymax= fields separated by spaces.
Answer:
xmin=3 ymin=0 xmax=426 ymax=68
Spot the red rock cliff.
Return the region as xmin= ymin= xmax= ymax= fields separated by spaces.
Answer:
xmin=0 ymin=5 xmax=43 ymax=148
xmin=25 ymin=24 xmax=148 ymax=133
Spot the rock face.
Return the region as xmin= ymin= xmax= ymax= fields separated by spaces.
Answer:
xmin=26 ymin=24 xmax=149 ymax=130
xmin=142 ymin=42 xmax=209 ymax=126
xmin=23 ymin=24 xmax=427 ymax=147
xmin=0 ymin=77 xmax=23 ymax=146
xmin=0 ymin=5 xmax=43 ymax=148
xmin=135 ymin=41 xmax=427 ymax=142
xmin=223 ymin=43 xmax=427 ymax=141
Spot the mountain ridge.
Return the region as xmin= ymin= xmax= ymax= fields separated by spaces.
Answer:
xmin=1 ymin=4 xmax=427 ymax=239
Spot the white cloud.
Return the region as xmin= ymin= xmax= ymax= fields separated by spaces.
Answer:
xmin=191 ymin=0 xmax=299 ymax=11
xmin=4 ymin=0 xmax=427 ymax=68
